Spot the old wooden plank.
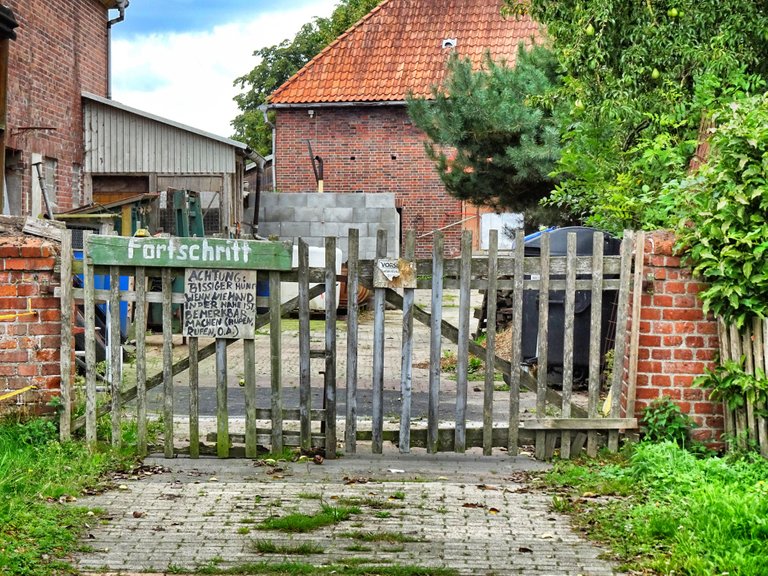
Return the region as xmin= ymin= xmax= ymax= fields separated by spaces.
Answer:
xmin=162 ymin=268 xmax=175 ymax=458
xmin=560 ymin=233 xmax=577 ymax=459
xmin=371 ymin=230 xmax=388 ymax=454
xmin=87 ymin=235 xmax=292 ymax=270
xmin=413 ymin=254 xmax=623 ymax=278
xmin=625 ymin=231 xmax=645 ymax=424
xmin=135 ymin=267 xmax=148 ymax=457
xmin=399 ymin=231 xmax=416 ymax=453
xmin=483 ymin=230 xmax=498 ymax=456
xmin=188 ymin=336 xmax=199 ymax=459
xmin=22 ymin=216 xmax=64 ymax=242
xmin=717 ymin=317 xmax=735 ymax=441
xmin=83 ymin=232 xmax=97 ymax=450
xmin=508 ymin=229 xmax=525 ymax=455
xmin=324 ymin=237 xmax=338 ymax=459
xmin=243 ymin=338 xmax=257 ymax=458
xmin=743 ymin=326 xmax=758 ymax=444
xmin=455 ymin=230 xmax=472 ymax=454
xmin=760 ymin=319 xmax=768 ymax=458
xmin=522 ymin=418 xmax=638 ymax=430
xmin=608 ymin=232 xmax=634 ymax=452
xmin=108 ymin=267 xmax=122 ymax=448
xmin=215 ymin=338 xmax=229 ymax=458
xmin=70 ymin=284 xmax=328 ymax=433
xmin=535 ymin=232 xmax=550 ymax=461
xmin=428 ymin=232 xmax=444 ymax=453
xmin=345 ymin=229 xmax=360 ymax=454
xmin=298 ymin=240 xmax=312 ymax=451
xmin=59 ymin=231 xmax=73 ymax=442
xmin=270 ymin=270 xmax=284 ymax=454
xmin=587 ymin=232 xmax=604 ymax=457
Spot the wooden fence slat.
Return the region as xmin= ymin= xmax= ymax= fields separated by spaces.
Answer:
xmin=587 ymin=232 xmax=604 ymax=457
xmin=717 ymin=317 xmax=736 ymax=442
xmin=399 ymin=231 xmax=416 ymax=453
xmin=743 ymin=326 xmax=758 ymax=444
xmin=606 ymin=232 xmax=630 ymax=451
xmin=324 ymin=237 xmax=338 ymax=459
xmin=243 ymin=338 xmax=257 ymax=458
xmin=109 ymin=266 xmax=122 ymax=448
xmin=188 ymin=336 xmax=199 ymax=459
xmin=371 ymin=230 xmax=387 ymax=454
xmin=135 ymin=267 xmax=148 ymax=456
xmin=59 ymin=231 xmax=73 ymax=442
xmin=760 ymin=319 xmax=768 ymax=457
xmin=625 ymin=230 xmax=645 ymax=431
xmin=455 ymin=230 xmax=472 ymax=453
xmin=560 ymin=233 xmax=577 ymax=459
xmin=70 ymin=284 xmax=327 ymax=433
xmin=508 ymin=229 xmax=524 ymax=455
xmin=269 ymin=270 xmax=283 ymax=454
xmin=428 ymin=232 xmax=444 ymax=453
xmin=535 ymin=232 xmax=550 ymax=460
xmin=215 ymin=338 xmax=229 ymax=458
xmin=298 ymin=241 xmax=312 ymax=451
xmin=83 ymin=232 xmax=97 ymax=450
xmin=345 ymin=229 xmax=360 ymax=454
xmin=483 ymin=230 xmax=498 ymax=456
xmin=162 ymin=268 xmax=175 ymax=458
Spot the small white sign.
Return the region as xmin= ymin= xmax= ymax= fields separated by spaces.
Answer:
xmin=377 ymin=259 xmax=401 ymax=281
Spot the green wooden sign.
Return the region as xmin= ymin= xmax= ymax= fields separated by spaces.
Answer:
xmin=86 ymin=235 xmax=292 ymax=270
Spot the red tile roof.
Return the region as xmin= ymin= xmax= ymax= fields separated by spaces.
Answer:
xmin=269 ymin=0 xmax=542 ymax=105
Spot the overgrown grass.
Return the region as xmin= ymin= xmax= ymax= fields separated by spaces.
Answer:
xmin=258 ymin=505 xmax=360 ymax=533
xmin=340 ymin=531 xmax=425 ymax=543
xmin=0 ymin=416 xmax=135 ymax=576
xmin=252 ymin=540 xmax=325 ymax=555
xmin=544 ymin=441 xmax=768 ymax=575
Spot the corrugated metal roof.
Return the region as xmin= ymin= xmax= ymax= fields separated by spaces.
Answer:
xmin=269 ymin=0 xmax=542 ymax=105
xmin=82 ymin=93 xmax=245 ymax=174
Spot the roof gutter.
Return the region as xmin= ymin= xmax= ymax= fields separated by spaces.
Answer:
xmin=258 ymin=103 xmax=276 ymax=192
xmin=106 ymin=0 xmax=129 ymax=99
xmin=269 ymin=100 xmax=408 ymax=109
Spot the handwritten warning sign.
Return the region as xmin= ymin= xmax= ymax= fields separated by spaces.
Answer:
xmin=183 ymin=269 xmax=258 ymax=339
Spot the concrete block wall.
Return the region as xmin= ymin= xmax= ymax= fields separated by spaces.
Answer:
xmin=621 ymin=230 xmax=723 ymax=443
xmin=5 ymin=0 xmax=111 ymax=213
xmin=258 ymin=192 xmax=400 ymax=260
xmin=0 ymin=237 xmax=62 ymax=410
xmin=274 ymin=106 xmax=463 ymax=257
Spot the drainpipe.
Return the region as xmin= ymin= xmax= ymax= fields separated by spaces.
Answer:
xmin=0 ymin=5 xmax=18 ymax=215
xmin=106 ymin=0 xmax=128 ymax=99
xmin=258 ymin=103 xmax=276 ymax=192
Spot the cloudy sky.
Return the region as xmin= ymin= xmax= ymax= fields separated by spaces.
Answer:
xmin=111 ymin=0 xmax=338 ymax=139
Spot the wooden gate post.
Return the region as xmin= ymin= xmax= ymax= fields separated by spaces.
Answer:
xmin=345 ymin=230 xmax=360 ymax=454
xmin=427 ymin=231 xmax=444 ymax=453
xmin=371 ymin=230 xmax=388 ymax=453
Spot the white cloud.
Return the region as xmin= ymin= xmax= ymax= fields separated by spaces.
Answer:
xmin=111 ymin=1 xmax=338 ymax=139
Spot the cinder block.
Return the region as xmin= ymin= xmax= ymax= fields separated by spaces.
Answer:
xmin=305 ymin=193 xmax=336 ymax=209
xmin=279 ymin=221 xmax=311 ymax=238
xmin=323 ymin=207 xmax=354 ymax=223
xmin=293 ymin=207 xmax=320 ymax=222
xmin=363 ymin=193 xmax=396 ymax=209
xmin=275 ymin=192 xmax=308 ymax=207
xmin=335 ymin=193 xmax=367 ymax=208
xmin=358 ymin=237 xmax=378 ymax=260
xmin=264 ymin=206 xmax=295 ymax=222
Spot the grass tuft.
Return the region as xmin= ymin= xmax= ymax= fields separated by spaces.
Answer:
xmin=258 ymin=504 xmax=360 ymax=533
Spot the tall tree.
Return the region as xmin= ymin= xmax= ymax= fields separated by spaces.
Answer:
xmin=505 ymin=0 xmax=768 ymax=233
xmin=407 ymin=45 xmax=565 ymax=228
xmin=232 ymin=0 xmax=382 ymax=155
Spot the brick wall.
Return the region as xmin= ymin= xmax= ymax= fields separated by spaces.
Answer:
xmin=274 ymin=106 xmax=463 ymax=257
xmin=4 ymin=0 xmax=111 ymax=214
xmin=624 ymin=230 xmax=723 ymax=443
xmin=0 ymin=237 xmax=62 ymax=410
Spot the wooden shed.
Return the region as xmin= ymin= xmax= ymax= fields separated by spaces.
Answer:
xmin=82 ymin=92 xmax=260 ymax=237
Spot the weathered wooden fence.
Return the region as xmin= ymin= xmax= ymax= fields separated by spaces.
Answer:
xmin=717 ymin=317 xmax=768 ymax=457
xmin=59 ymin=227 xmax=638 ymax=460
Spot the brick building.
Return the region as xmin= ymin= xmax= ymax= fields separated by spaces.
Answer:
xmin=267 ymin=0 xmax=542 ymax=257
xmin=3 ymin=0 xmax=126 ymax=217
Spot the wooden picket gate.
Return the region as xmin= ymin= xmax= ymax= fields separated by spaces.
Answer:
xmin=59 ymin=228 xmax=638 ymax=460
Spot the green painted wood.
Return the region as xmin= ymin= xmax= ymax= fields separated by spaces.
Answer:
xmin=87 ymin=235 xmax=292 ymax=270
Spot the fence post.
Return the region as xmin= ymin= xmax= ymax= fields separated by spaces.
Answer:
xmin=587 ymin=232 xmax=604 ymax=457
xmin=83 ymin=232 xmax=97 ymax=450
xmin=324 ymin=236 xmax=337 ymax=459
xmin=428 ymin=232 xmax=444 ymax=453
xmin=109 ymin=266 xmax=122 ymax=448
xmin=534 ymin=232 xmax=550 ymax=460
xmin=270 ymin=269 xmax=283 ymax=454
xmin=345 ymin=229 xmax=360 ymax=454
xmin=371 ymin=230 xmax=387 ymax=453
xmin=298 ymin=241 xmax=312 ymax=451
xmin=483 ymin=230 xmax=498 ymax=456
xmin=508 ymin=229 xmax=524 ymax=455
xmin=399 ymin=230 xmax=416 ymax=453
xmin=59 ymin=230 xmax=73 ymax=442
xmin=455 ymin=230 xmax=472 ymax=453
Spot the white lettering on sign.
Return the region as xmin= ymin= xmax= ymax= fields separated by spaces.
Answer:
xmin=183 ymin=269 xmax=258 ymax=339
xmin=127 ymin=237 xmax=253 ymax=265
xmin=377 ymin=259 xmax=401 ymax=281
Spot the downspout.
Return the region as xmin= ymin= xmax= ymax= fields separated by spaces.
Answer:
xmin=243 ymin=148 xmax=264 ymax=239
xmin=258 ymin=103 xmax=276 ymax=192
xmin=106 ymin=0 xmax=129 ymax=99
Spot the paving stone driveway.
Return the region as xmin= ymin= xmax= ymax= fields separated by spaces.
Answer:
xmin=75 ymin=451 xmax=624 ymax=576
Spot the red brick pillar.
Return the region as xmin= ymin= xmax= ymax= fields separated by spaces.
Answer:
xmin=623 ymin=230 xmax=724 ymax=443
xmin=0 ymin=237 xmax=61 ymax=410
